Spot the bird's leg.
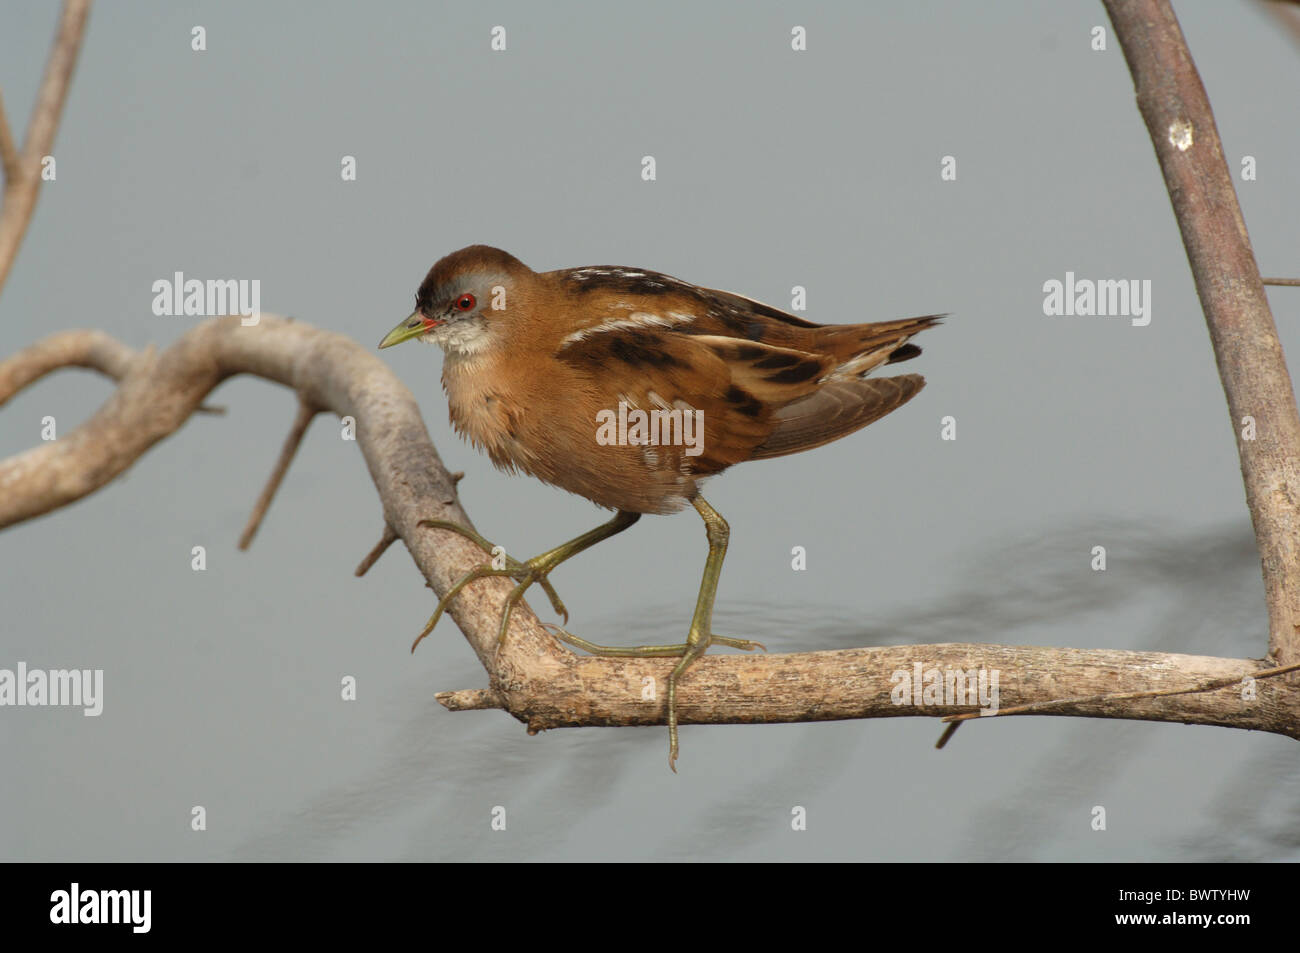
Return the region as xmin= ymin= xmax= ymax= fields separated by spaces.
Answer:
xmin=537 ymin=496 xmax=737 ymax=771
xmin=665 ymin=495 xmax=729 ymax=772
xmin=411 ymin=510 xmax=641 ymax=652
xmin=482 ymin=509 xmax=640 ymax=646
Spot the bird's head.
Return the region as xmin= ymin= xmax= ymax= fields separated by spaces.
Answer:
xmin=379 ymin=245 xmax=530 ymax=357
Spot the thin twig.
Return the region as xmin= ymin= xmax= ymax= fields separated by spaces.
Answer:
xmin=238 ymin=397 xmax=317 ymax=550
xmin=0 ymin=0 xmax=93 ymax=298
xmin=0 ymin=92 xmax=20 ymax=182
xmin=1262 ymin=277 xmax=1300 ymax=287
xmin=934 ymin=722 xmax=961 ymax=749
xmin=1258 ymin=0 xmax=1300 ymax=53
xmin=354 ymin=524 xmax=399 ymax=576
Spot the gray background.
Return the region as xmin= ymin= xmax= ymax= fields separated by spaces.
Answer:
xmin=2 ymin=0 xmax=1297 ymax=861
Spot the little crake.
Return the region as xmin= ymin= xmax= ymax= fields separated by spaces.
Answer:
xmin=379 ymin=245 xmax=940 ymax=769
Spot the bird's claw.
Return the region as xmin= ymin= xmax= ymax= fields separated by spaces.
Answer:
xmin=491 ymin=558 xmax=566 ymax=651
xmin=411 ymin=519 xmax=568 ymax=652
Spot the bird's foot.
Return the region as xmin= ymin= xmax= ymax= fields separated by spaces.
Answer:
xmin=666 ymin=628 xmax=716 ymax=774
xmin=411 ymin=519 xmax=568 ymax=652
xmin=540 ymin=624 xmax=765 ymax=657
xmin=538 ymin=623 xmax=765 ymax=772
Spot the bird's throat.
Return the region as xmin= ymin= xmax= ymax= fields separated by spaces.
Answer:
xmin=423 ymin=315 xmax=493 ymax=358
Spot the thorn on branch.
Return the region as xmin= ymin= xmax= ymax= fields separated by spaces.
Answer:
xmin=435 ymin=688 xmax=505 ymax=711
xmin=935 ymin=722 xmax=961 ymax=749
xmin=0 ymin=91 xmax=19 ymax=183
xmin=355 ymin=523 xmax=399 ymax=576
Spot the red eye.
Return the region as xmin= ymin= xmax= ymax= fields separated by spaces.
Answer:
xmin=454 ymin=293 xmax=476 ymax=312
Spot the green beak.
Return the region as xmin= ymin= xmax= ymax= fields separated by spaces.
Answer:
xmin=378 ymin=311 xmax=433 ymax=349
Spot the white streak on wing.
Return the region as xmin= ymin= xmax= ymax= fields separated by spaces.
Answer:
xmin=566 ymin=267 xmax=694 ymax=290
xmin=569 ymin=267 xmax=648 ymax=281
xmin=559 ymin=310 xmax=695 ymax=348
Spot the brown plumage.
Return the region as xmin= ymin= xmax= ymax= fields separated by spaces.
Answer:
xmin=393 ymin=244 xmax=939 ymax=514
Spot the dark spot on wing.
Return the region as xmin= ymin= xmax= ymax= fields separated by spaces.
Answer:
xmin=765 ymin=361 xmax=823 ymax=384
xmin=725 ymin=385 xmax=764 ymax=418
xmin=729 ymin=344 xmax=767 ymax=361
xmin=605 ymin=330 xmax=684 ymax=368
xmin=752 ymin=351 xmax=804 ymax=369
xmin=886 ymin=343 xmax=923 ymax=364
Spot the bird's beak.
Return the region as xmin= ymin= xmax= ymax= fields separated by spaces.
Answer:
xmin=378 ymin=311 xmax=437 ymax=349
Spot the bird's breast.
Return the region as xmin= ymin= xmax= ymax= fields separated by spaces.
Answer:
xmin=442 ymin=360 xmax=528 ymax=467
xmin=441 ymin=356 xmax=701 ymax=514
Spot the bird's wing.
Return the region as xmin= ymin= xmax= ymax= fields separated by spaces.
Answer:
xmin=553 ymin=270 xmax=937 ymax=468
xmin=748 ymin=373 xmax=926 ymax=460
xmin=556 ymin=318 xmax=840 ymax=474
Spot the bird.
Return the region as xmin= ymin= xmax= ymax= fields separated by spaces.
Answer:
xmin=378 ymin=244 xmax=940 ymax=770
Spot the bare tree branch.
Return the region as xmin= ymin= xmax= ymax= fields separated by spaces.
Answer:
xmin=2 ymin=2 xmax=1298 ymax=757
xmin=0 ymin=0 xmax=92 ymax=298
xmin=1 ymin=317 xmax=1297 ymax=746
xmin=0 ymin=327 xmax=132 ymax=393
xmin=1104 ymin=0 xmax=1300 ymax=666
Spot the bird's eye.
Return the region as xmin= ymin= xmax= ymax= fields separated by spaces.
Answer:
xmin=454 ymin=293 xmax=476 ymax=312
